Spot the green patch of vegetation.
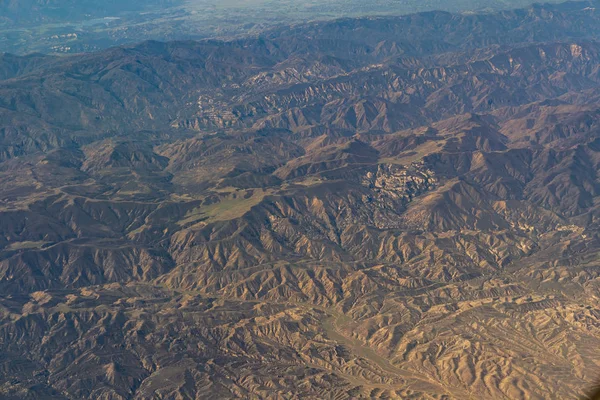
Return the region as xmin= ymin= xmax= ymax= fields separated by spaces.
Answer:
xmin=380 ymin=140 xmax=447 ymax=165
xmin=292 ymin=177 xmax=325 ymax=187
xmin=178 ymin=189 xmax=271 ymax=227
xmin=7 ymin=241 xmax=50 ymax=250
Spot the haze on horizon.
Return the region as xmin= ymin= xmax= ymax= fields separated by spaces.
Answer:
xmin=2 ymin=0 xmax=600 ymax=398
xmin=0 ymin=0 xmax=565 ymax=54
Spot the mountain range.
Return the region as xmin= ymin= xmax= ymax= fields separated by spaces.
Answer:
xmin=0 ymin=0 xmax=568 ymax=54
xmin=1 ymin=1 xmax=600 ymax=399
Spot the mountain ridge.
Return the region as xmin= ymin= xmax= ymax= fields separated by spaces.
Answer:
xmin=1 ymin=2 xmax=600 ymax=399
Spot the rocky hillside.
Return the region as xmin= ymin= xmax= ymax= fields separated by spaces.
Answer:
xmin=1 ymin=1 xmax=600 ymax=399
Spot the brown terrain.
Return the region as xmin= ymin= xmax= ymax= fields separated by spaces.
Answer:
xmin=1 ymin=1 xmax=600 ymax=399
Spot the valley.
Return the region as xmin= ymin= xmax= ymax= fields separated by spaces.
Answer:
xmin=1 ymin=1 xmax=600 ymax=398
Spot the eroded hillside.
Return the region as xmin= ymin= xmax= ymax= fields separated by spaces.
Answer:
xmin=1 ymin=2 xmax=600 ymax=399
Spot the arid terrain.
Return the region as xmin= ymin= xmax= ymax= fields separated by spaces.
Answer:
xmin=1 ymin=1 xmax=600 ymax=399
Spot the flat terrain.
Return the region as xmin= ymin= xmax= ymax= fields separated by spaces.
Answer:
xmin=0 ymin=0 xmax=566 ymax=54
